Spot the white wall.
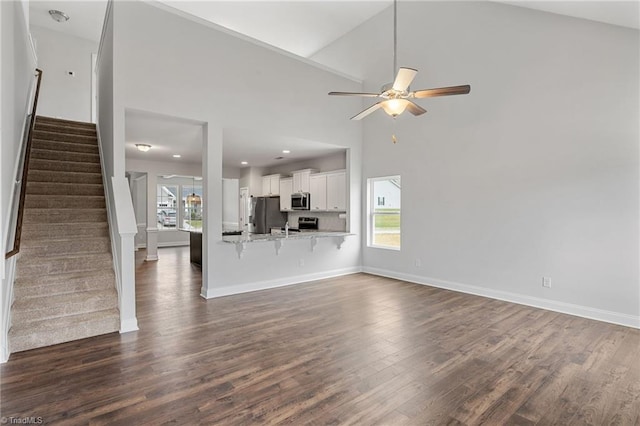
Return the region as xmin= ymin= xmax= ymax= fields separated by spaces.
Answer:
xmin=107 ymin=1 xmax=363 ymax=298
xmin=0 ymin=0 xmax=37 ymax=362
xmin=239 ymin=166 xmax=266 ymax=197
xmin=223 ymin=166 xmax=241 ymax=179
xmin=30 ymin=26 xmax=97 ymax=122
xmin=317 ymin=2 xmax=639 ymax=326
xmin=265 ymin=151 xmax=346 ymax=175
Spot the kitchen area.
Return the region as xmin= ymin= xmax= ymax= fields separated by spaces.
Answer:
xmin=219 ymin=163 xmax=352 ymax=259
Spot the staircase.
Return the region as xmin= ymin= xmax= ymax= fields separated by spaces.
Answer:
xmin=9 ymin=116 xmax=119 ymax=353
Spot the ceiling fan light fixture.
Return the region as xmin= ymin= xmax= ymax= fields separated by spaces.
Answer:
xmin=381 ymin=99 xmax=409 ymax=117
xmin=135 ymin=143 xmax=152 ymax=152
xmin=48 ymin=10 xmax=69 ymax=23
xmin=328 ymin=0 xmax=470 ymax=121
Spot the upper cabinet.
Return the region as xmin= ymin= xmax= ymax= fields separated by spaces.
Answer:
xmin=279 ymin=178 xmax=293 ymax=211
xmin=291 ymin=169 xmax=317 ymax=193
xmin=309 ymin=170 xmax=347 ymax=212
xmin=262 ymin=174 xmax=281 ymax=196
xmin=326 ymin=171 xmax=346 ymax=211
xmin=309 ymin=174 xmax=327 ymax=211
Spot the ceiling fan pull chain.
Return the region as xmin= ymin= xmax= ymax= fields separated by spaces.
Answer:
xmin=392 ymin=118 xmax=398 ymax=144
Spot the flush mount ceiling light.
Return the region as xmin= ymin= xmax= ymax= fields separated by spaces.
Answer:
xmin=282 ymin=150 xmax=291 ymax=154
xmin=135 ymin=144 xmax=151 ymax=152
xmin=48 ymin=10 xmax=69 ymax=23
xmin=172 ymin=154 xmax=181 ymax=158
xmin=328 ymin=0 xmax=470 ymax=120
xmin=241 ymin=161 xmax=248 ymax=165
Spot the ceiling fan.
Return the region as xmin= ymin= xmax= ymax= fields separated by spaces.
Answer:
xmin=329 ymin=0 xmax=470 ymax=120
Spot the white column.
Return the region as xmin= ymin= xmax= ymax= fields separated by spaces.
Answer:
xmin=146 ymin=172 xmax=159 ymax=261
xmin=201 ymin=123 xmax=223 ymax=298
xmin=119 ymin=232 xmax=138 ymax=332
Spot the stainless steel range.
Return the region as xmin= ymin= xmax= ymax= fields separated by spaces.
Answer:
xmin=297 ymin=217 xmax=318 ymax=231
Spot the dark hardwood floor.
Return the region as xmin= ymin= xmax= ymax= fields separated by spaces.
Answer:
xmin=2 ymin=246 xmax=639 ymax=424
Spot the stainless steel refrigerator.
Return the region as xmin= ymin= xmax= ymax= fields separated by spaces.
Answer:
xmin=250 ymin=196 xmax=287 ymax=234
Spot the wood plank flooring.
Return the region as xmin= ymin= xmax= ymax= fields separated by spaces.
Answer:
xmin=2 ymin=246 xmax=639 ymax=424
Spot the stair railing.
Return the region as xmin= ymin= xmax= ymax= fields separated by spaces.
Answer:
xmin=5 ymin=68 xmax=43 ymax=259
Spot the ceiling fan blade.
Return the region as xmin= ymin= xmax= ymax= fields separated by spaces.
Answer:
xmin=329 ymin=91 xmax=380 ymax=98
xmin=405 ymin=101 xmax=427 ymax=116
xmin=392 ymin=67 xmax=418 ymax=92
xmin=412 ymin=85 xmax=471 ymax=98
xmin=351 ymin=102 xmax=383 ymax=120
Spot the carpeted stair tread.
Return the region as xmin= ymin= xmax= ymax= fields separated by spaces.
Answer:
xmin=36 ymin=115 xmax=97 ymax=129
xmin=16 ymin=250 xmax=113 ymax=278
xmin=34 ymin=122 xmax=97 ymax=136
xmin=32 ymin=139 xmax=99 ymax=154
xmin=23 ymin=208 xmax=107 ymax=224
xmin=20 ymin=222 xmax=109 ymax=240
xmin=31 ymin=147 xmax=100 ymax=164
xmin=29 ymin=158 xmax=101 ymax=174
xmin=12 ymin=288 xmax=118 ymax=322
xmin=31 ymin=130 xmax=99 ymax=145
xmin=26 ymin=181 xmax=104 ymax=196
xmin=15 ymin=269 xmax=115 ymax=294
xmin=25 ymin=194 xmax=105 ymax=209
xmin=27 ymin=169 xmax=102 ymax=184
xmin=9 ymin=309 xmax=119 ymax=353
xmin=20 ymin=236 xmax=111 ymax=257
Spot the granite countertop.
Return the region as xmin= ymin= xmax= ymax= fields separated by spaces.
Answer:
xmin=222 ymin=231 xmax=352 ymax=244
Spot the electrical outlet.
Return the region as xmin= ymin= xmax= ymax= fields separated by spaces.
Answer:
xmin=414 ymin=259 xmax=422 ymax=268
xmin=542 ymin=277 xmax=551 ymax=288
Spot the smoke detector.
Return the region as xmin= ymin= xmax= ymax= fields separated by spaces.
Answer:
xmin=49 ymin=10 xmax=70 ymax=23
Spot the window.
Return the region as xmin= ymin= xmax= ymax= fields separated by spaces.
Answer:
xmin=157 ymin=178 xmax=203 ymax=231
xmin=368 ymin=176 xmax=401 ymax=249
xmin=182 ymin=185 xmax=203 ymax=231
xmin=157 ymin=185 xmax=178 ymax=230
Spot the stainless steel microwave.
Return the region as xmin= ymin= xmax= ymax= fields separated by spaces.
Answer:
xmin=291 ymin=192 xmax=310 ymax=210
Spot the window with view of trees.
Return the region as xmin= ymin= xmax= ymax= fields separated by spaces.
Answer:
xmin=368 ymin=176 xmax=401 ymax=249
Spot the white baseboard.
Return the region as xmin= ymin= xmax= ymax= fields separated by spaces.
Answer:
xmin=201 ymin=266 xmax=363 ymax=299
xmin=120 ymin=318 xmax=139 ymax=333
xmin=363 ymin=267 xmax=640 ymax=329
xmin=136 ymin=241 xmax=189 ymax=249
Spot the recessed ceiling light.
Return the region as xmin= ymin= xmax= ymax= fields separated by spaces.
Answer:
xmin=282 ymin=150 xmax=290 ymax=154
xmin=172 ymin=154 xmax=181 ymax=158
xmin=135 ymin=144 xmax=151 ymax=152
xmin=241 ymin=161 xmax=248 ymax=165
xmin=49 ymin=10 xmax=69 ymax=23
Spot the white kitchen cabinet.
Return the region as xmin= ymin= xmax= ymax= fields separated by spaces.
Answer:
xmin=309 ymin=174 xmax=327 ymax=211
xmin=291 ymin=169 xmax=317 ymax=193
xmin=326 ymin=171 xmax=346 ymax=211
xmin=279 ymin=178 xmax=293 ymax=211
xmin=262 ymin=174 xmax=281 ymax=196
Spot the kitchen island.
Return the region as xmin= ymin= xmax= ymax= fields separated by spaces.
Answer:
xmin=222 ymin=231 xmax=353 ymax=258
